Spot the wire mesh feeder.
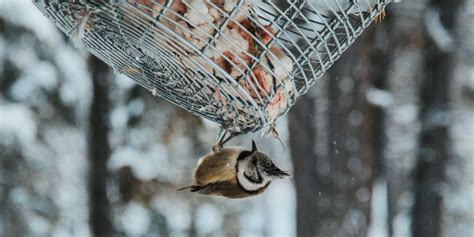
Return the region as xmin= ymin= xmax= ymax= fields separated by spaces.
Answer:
xmin=33 ymin=0 xmax=393 ymax=134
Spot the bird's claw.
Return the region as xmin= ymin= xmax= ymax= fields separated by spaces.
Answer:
xmin=216 ymin=128 xmax=236 ymax=148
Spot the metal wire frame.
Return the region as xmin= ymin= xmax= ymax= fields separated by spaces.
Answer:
xmin=33 ymin=0 xmax=391 ymax=134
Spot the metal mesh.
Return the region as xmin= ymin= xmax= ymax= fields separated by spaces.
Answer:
xmin=33 ymin=0 xmax=392 ymax=134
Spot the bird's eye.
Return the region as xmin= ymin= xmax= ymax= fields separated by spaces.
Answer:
xmin=252 ymin=158 xmax=257 ymax=166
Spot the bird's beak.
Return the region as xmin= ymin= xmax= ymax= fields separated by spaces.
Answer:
xmin=251 ymin=140 xmax=258 ymax=153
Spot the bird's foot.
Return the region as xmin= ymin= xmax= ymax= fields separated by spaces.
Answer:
xmin=214 ymin=129 xmax=236 ymax=152
xmin=212 ymin=143 xmax=223 ymax=153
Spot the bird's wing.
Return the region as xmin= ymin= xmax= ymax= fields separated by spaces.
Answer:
xmin=196 ymin=181 xmax=231 ymax=195
xmin=194 ymin=147 xmax=243 ymax=186
xmin=192 ymin=181 xmax=249 ymax=198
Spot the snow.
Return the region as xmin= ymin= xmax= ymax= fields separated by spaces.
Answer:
xmin=368 ymin=179 xmax=389 ymax=237
xmin=152 ymin=88 xmax=158 ymax=97
xmin=6 ymin=40 xmax=37 ymax=71
xmin=263 ymin=180 xmax=297 ymax=237
xmin=0 ymin=0 xmax=62 ymax=47
xmin=391 ymin=104 xmax=418 ymax=124
xmin=55 ymin=46 xmax=92 ymax=118
xmin=108 ymin=145 xmax=169 ymax=182
xmin=10 ymin=61 xmax=58 ymax=101
xmin=424 ymin=8 xmax=455 ymax=52
xmin=195 ymin=204 xmax=223 ymax=235
xmin=9 ymin=187 xmax=30 ymax=205
xmin=128 ymin=98 xmax=145 ymax=117
xmin=239 ymin=201 xmax=266 ymax=235
xmin=0 ymin=104 xmax=37 ymax=145
xmin=1 ymin=2 xmax=91 ymax=236
xmin=8 ymin=188 xmax=51 ymax=235
xmin=393 ymin=209 xmax=411 ymax=237
xmin=43 ymin=127 xmax=90 ymax=237
xmin=116 ymin=73 xmax=137 ymax=90
xmin=152 ymin=198 xmax=191 ymax=232
xmin=27 ymin=213 xmax=50 ymax=236
xmin=444 ymin=53 xmax=474 ymax=236
xmin=120 ymin=202 xmax=151 ymax=236
xmin=366 ymin=88 xmax=394 ymax=107
xmin=111 ymin=106 xmax=129 ymax=129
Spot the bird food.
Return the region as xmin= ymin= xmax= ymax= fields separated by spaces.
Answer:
xmin=33 ymin=0 xmax=393 ymax=134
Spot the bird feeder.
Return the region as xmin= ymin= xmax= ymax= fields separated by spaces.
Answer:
xmin=33 ymin=0 xmax=393 ymax=134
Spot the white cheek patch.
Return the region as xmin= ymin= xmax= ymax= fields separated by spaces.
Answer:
xmin=237 ymin=160 xmax=269 ymax=192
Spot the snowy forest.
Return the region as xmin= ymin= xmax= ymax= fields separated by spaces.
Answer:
xmin=1 ymin=0 xmax=473 ymax=237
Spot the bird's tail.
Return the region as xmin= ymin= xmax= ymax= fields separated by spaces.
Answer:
xmin=176 ymin=185 xmax=202 ymax=192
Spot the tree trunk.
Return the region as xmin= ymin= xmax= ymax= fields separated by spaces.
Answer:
xmin=88 ymin=55 xmax=114 ymax=236
xmin=289 ymin=29 xmax=377 ymax=236
xmin=324 ymin=31 xmax=376 ymax=237
xmin=369 ymin=14 xmax=396 ymax=236
xmin=289 ymin=94 xmax=318 ymax=237
xmin=412 ymin=0 xmax=462 ymax=236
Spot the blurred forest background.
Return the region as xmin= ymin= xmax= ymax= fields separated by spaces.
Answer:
xmin=1 ymin=0 xmax=473 ymax=237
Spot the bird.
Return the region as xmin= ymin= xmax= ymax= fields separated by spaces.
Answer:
xmin=178 ymin=140 xmax=289 ymax=198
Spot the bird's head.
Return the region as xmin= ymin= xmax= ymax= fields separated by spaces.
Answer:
xmin=236 ymin=140 xmax=290 ymax=192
